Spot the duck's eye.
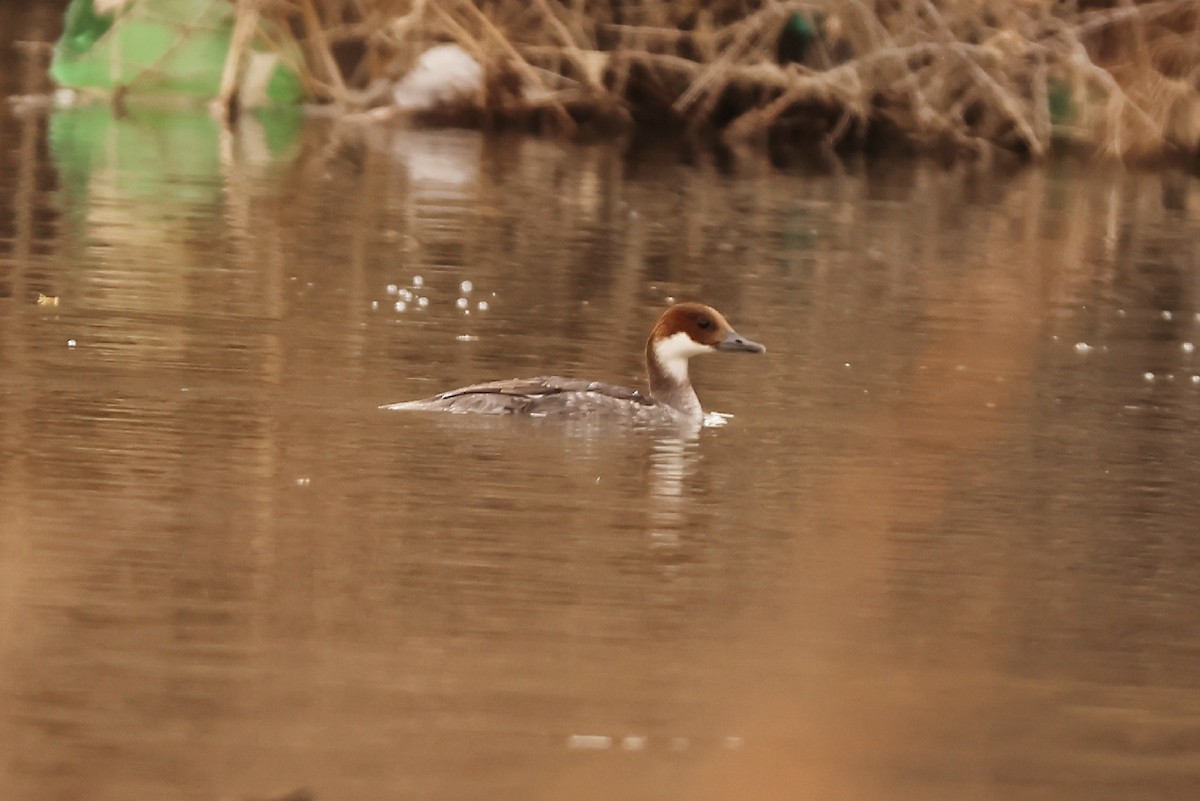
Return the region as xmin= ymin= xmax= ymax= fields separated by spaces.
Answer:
xmin=697 ymin=318 xmax=712 ymax=330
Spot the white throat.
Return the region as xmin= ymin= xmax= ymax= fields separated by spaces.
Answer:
xmin=652 ymin=331 xmax=711 ymax=385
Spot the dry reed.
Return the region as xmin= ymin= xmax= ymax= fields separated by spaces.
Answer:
xmin=242 ymin=0 xmax=1200 ymax=161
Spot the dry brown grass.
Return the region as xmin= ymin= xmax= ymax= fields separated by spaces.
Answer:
xmin=243 ymin=0 xmax=1200 ymax=161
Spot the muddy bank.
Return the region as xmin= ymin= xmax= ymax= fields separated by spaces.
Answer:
xmin=252 ymin=0 xmax=1200 ymax=164
xmin=8 ymin=1 xmax=1200 ymax=166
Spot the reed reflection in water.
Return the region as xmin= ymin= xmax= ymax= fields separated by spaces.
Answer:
xmin=1 ymin=107 xmax=1200 ymax=801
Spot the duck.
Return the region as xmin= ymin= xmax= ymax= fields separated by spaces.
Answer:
xmin=380 ymin=302 xmax=765 ymax=425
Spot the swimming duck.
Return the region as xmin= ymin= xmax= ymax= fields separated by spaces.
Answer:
xmin=381 ymin=302 xmax=765 ymax=425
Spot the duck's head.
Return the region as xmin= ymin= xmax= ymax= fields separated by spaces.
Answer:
xmin=646 ymin=302 xmax=765 ymax=385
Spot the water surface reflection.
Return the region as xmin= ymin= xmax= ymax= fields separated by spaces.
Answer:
xmin=1 ymin=107 xmax=1200 ymax=801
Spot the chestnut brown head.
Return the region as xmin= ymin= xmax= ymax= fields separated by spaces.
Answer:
xmin=650 ymin=303 xmax=766 ymax=355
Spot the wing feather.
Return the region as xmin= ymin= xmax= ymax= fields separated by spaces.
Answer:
xmin=382 ymin=375 xmax=652 ymax=414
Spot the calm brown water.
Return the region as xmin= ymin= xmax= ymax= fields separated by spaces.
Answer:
xmin=3 ymin=98 xmax=1200 ymax=801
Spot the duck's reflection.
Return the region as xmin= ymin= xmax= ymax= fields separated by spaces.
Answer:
xmin=646 ymin=432 xmax=702 ymax=550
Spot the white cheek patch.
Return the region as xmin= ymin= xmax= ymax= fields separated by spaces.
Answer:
xmin=653 ymin=331 xmax=712 ymax=383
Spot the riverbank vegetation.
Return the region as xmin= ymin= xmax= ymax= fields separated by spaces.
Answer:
xmin=29 ymin=0 xmax=1196 ymax=164
xmin=236 ymin=0 xmax=1200 ymax=163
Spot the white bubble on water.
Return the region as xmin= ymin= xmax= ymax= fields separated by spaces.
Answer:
xmin=1182 ymin=342 xmax=1195 ymax=354
xmin=395 ymin=301 xmax=407 ymax=312
xmin=412 ymin=275 xmax=424 ymax=287
xmin=417 ymin=297 xmax=429 ymax=308
xmin=1074 ymin=342 xmax=1092 ymax=354
xmin=459 ymin=280 xmax=473 ymax=293
xmin=386 ymin=284 xmax=398 ymax=295
xmin=566 ymin=734 xmax=611 ymax=751
xmin=477 ymin=301 xmax=489 ymax=311
xmin=456 ymin=297 xmax=469 ymax=310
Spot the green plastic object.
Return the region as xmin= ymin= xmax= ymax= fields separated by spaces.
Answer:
xmin=777 ymin=12 xmax=818 ymax=65
xmin=1048 ymin=78 xmax=1074 ymax=126
xmin=785 ymin=12 xmax=817 ymax=41
xmin=50 ymin=0 xmax=303 ymax=105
